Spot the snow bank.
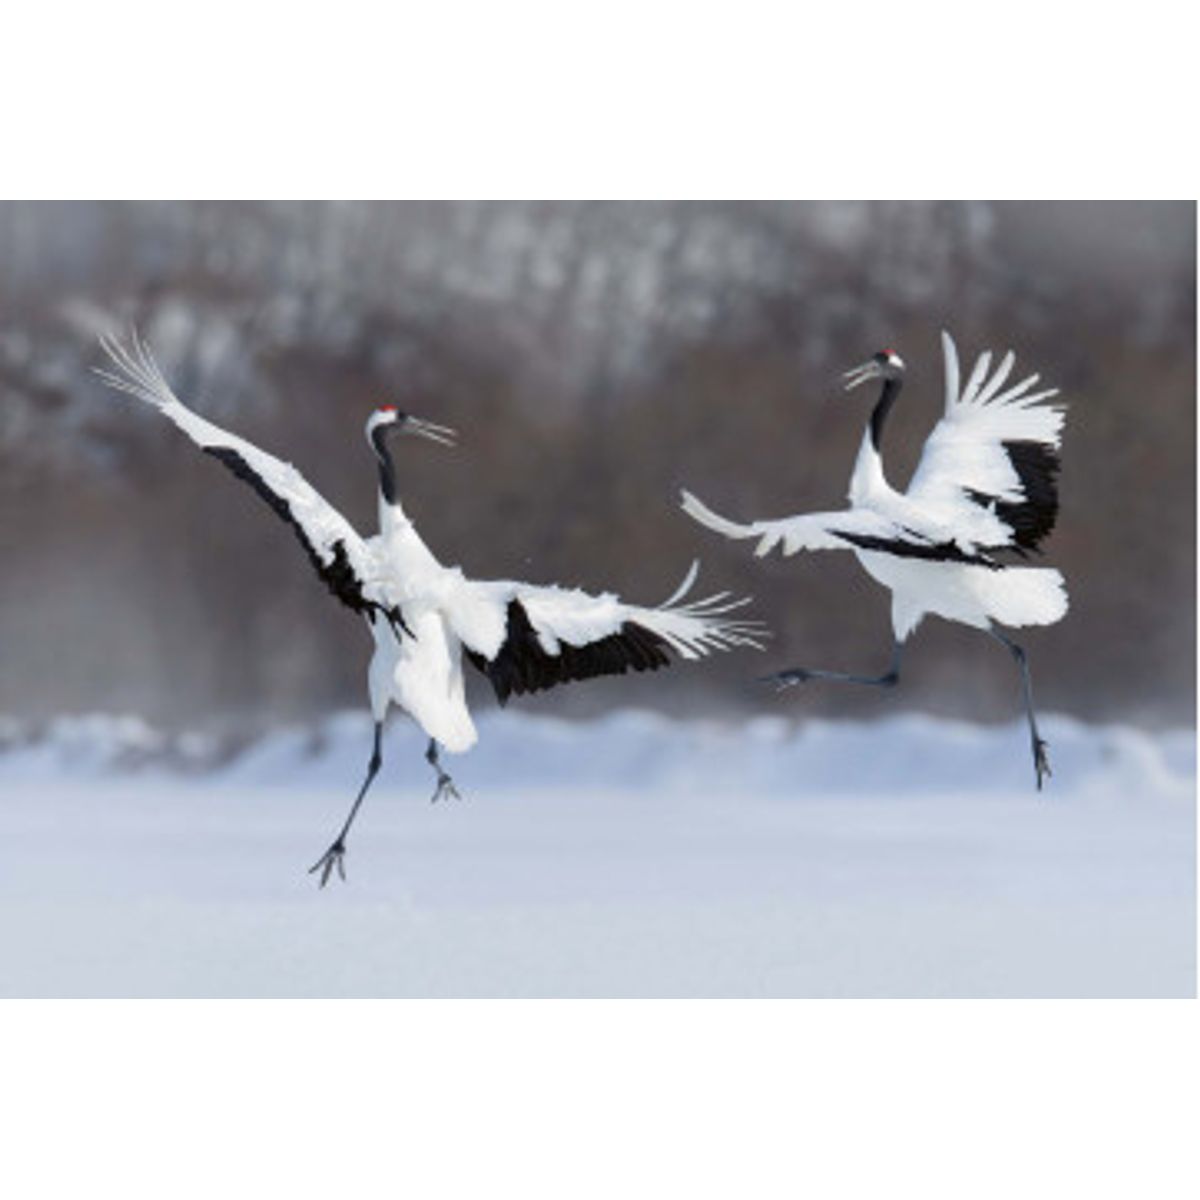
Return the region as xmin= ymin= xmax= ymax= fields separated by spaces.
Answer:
xmin=1 ymin=708 xmax=1193 ymax=800
xmin=0 ymin=711 xmax=1193 ymax=999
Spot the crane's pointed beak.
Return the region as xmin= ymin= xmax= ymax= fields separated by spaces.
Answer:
xmin=406 ymin=417 xmax=458 ymax=447
xmin=841 ymin=360 xmax=881 ymax=392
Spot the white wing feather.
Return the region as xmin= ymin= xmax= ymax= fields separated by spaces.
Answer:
xmin=680 ymin=489 xmax=929 ymax=559
xmin=907 ymin=331 xmax=1064 ymax=510
xmin=94 ymin=332 xmax=384 ymax=612
xmin=443 ymin=560 xmax=766 ymax=664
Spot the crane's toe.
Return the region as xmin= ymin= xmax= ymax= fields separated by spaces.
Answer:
xmin=760 ymin=668 xmax=813 ymax=692
xmin=308 ymin=841 xmax=348 ymax=887
xmin=430 ymin=771 xmax=462 ymax=804
xmin=1033 ymin=738 xmax=1052 ymax=791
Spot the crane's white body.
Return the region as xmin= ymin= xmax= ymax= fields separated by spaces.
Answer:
xmin=681 ymin=332 xmax=1068 ymax=644
xmin=369 ymin=597 xmax=476 ymax=753
xmin=852 ymin=551 xmax=1064 ymax=642
xmin=360 ymin=501 xmax=475 ymax=753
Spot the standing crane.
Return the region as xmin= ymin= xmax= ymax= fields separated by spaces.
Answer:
xmin=96 ymin=333 xmax=765 ymax=884
xmin=680 ymin=332 xmax=1066 ymax=789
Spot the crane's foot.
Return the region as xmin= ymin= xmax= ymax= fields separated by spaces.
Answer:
xmin=429 ymin=770 xmax=461 ymax=804
xmin=1033 ymin=737 xmax=1052 ymax=791
xmin=760 ymin=668 xmax=814 ymax=692
xmin=308 ymin=840 xmax=348 ymax=887
xmin=760 ymin=666 xmax=898 ymax=693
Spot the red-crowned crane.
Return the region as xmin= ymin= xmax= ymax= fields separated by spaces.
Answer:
xmin=680 ymin=331 xmax=1066 ymax=789
xmin=96 ymin=334 xmax=766 ymax=884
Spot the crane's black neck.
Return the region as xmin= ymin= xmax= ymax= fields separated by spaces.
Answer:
xmin=370 ymin=426 xmax=398 ymax=505
xmin=869 ymin=377 xmax=902 ymax=452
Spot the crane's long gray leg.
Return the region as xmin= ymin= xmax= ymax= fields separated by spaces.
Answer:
xmin=425 ymin=738 xmax=461 ymax=804
xmin=989 ymin=630 xmax=1051 ymax=791
xmin=308 ymin=721 xmax=383 ymax=887
xmin=763 ymin=642 xmax=903 ymax=693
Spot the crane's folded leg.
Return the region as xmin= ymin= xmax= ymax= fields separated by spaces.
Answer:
xmin=988 ymin=630 xmax=1051 ymax=791
xmin=763 ymin=643 xmax=903 ymax=693
xmin=309 ymin=721 xmax=384 ymax=887
xmin=425 ymin=738 xmax=461 ymax=804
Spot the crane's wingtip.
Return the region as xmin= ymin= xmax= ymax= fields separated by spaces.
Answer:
xmin=91 ymin=327 xmax=177 ymax=410
xmin=659 ymin=557 xmax=702 ymax=609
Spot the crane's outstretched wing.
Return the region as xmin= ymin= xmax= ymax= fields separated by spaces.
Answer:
xmin=441 ymin=560 xmax=767 ymax=705
xmin=905 ymin=332 xmax=1065 ymax=554
xmin=95 ymin=332 xmax=403 ymax=631
xmin=679 ymin=489 xmax=1000 ymax=567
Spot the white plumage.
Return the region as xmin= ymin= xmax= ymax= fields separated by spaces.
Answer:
xmin=97 ymin=333 xmax=765 ymax=883
xmin=681 ymin=332 xmax=1067 ymax=787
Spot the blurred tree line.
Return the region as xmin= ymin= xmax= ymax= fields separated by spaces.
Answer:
xmin=0 ymin=201 xmax=1193 ymax=734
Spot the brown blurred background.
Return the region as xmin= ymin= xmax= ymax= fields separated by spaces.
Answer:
xmin=0 ymin=201 xmax=1193 ymax=735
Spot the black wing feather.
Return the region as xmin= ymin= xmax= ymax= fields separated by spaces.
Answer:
xmin=204 ymin=446 xmax=408 ymax=632
xmin=964 ymin=439 xmax=1061 ymax=554
xmin=831 ymin=529 xmax=1003 ymax=569
xmin=465 ymin=599 xmax=672 ymax=706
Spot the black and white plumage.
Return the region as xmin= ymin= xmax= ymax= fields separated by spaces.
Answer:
xmin=97 ymin=333 xmax=765 ymax=883
xmin=681 ymin=332 xmax=1067 ymax=788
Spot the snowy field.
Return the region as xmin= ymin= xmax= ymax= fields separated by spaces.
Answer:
xmin=0 ymin=710 xmax=1194 ymax=998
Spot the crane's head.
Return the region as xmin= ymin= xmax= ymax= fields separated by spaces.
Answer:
xmin=842 ymin=348 xmax=905 ymax=392
xmin=365 ymin=406 xmax=457 ymax=448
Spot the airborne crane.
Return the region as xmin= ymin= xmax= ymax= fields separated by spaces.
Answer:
xmin=96 ymin=334 xmax=766 ymax=884
xmin=680 ymin=332 xmax=1067 ymax=788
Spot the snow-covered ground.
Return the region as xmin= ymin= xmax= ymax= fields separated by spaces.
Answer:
xmin=0 ymin=711 xmax=1194 ymax=997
